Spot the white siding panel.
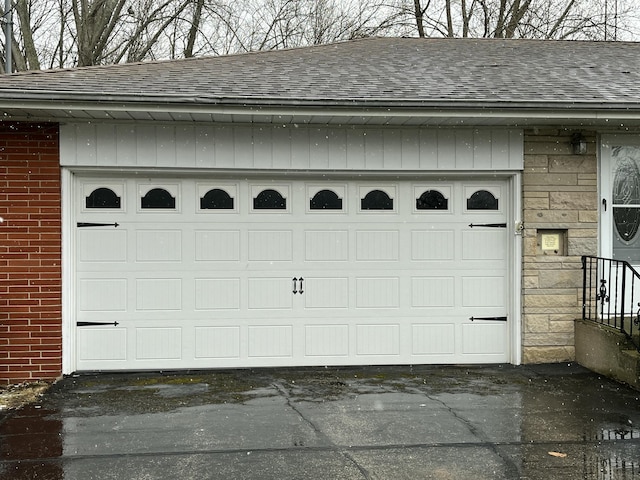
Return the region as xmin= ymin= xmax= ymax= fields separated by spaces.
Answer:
xmin=95 ymin=124 xmax=117 ymax=166
xmin=328 ymin=129 xmax=348 ymax=169
xmin=116 ymin=124 xmax=137 ymax=165
xmin=61 ymin=124 xmax=523 ymax=171
xmin=272 ymin=127 xmax=292 ymax=169
xmin=214 ymin=126 xmax=235 ymax=168
xmin=176 ymin=126 xmax=196 ymax=168
xmin=454 ymin=129 xmax=474 ymax=169
xmin=234 ymin=126 xmax=254 ymax=168
xmin=437 ymin=130 xmax=456 ymax=169
xmin=195 ymin=125 xmax=215 ymax=167
xmin=346 ymin=128 xmax=366 ymax=170
xmin=401 ymin=130 xmax=420 ymax=169
xmin=136 ymin=125 xmax=158 ymax=167
xmin=419 ymin=129 xmax=438 ymax=169
xmin=365 ymin=129 xmax=384 ymax=169
xmin=74 ymin=123 xmax=98 ymax=165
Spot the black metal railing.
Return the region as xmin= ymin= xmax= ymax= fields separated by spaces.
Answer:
xmin=582 ymin=256 xmax=640 ymax=353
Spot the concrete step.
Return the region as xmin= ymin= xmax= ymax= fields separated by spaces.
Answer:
xmin=575 ymin=319 xmax=640 ymax=390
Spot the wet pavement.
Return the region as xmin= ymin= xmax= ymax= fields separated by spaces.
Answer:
xmin=1 ymin=363 xmax=639 ymax=479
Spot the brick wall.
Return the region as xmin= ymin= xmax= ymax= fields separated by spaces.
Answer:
xmin=522 ymin=129 xmax=598 ymax=363
xmin=0 ymin=122 xmax=62 ymax=385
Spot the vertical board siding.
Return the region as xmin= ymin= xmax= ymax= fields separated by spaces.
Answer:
xmin=61 ymin=124 xmax=524 ymax=171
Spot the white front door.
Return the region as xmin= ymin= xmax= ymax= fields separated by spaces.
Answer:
xmin=73 ymin=175 xmax=511 ymax=371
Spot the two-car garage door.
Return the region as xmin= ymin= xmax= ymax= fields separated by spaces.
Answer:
xmin=74 ymin=175 xmax=511 ymax=371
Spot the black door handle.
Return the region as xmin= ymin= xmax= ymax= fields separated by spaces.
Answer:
xmin=292 ymin=277 xmax=298 ymax=294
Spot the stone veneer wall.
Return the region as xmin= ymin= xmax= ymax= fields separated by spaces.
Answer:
xmin=522 ymin=129 xmax=598 ymax=363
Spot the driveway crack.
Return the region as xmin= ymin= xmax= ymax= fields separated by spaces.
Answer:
xmin=273 ymin=382 xmax=371 ymax=480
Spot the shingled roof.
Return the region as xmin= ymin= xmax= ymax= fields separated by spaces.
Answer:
xmin=1 ymin=37 xmax=640 ymax=124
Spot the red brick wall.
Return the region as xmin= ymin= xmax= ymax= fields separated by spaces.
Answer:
xmin=0 ymin=122 xmax=62 ymax=385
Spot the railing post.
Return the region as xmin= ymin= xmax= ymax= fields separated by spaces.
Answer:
xmin=582 ymin=256 xmax=587 ymax=320
xmin=621 ymin=262 xmax=626 ymax=332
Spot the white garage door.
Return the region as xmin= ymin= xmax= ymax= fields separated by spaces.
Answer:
xmin=73 ymin=175 xmax=511 ymax=371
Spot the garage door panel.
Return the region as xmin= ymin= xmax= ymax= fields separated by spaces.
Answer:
xmin=248 ymin=278 xmax=293 ymax=309
xmin=305 ymin=325 xmax=349 ymax=356
xmin=303 ymin=277 xmax=349 ymax=309
xmin=136 ymin=230 xmax=182 ymax=262
xmin=462 ymin=323 xmax=507 ymax=355
xmin=411 ymin=277 xmax=455 ymax=307
xmin=356 ymin=324 xmax=400 ymax=355
xmin=411 ymin=230 xmax=455 ymax=261
xmin=194 ymin=326 xmax=240 ymax=359
xmin=136 ymin=278 xmax=182 ymax=311
xmin=356 ymin=230 xmax=399 ymax=261
xmin=248 ymin=325 xmax=293 ymax=357
xmin=194 ymin=278 xmax=240 ymax=310
xmin=356 ymin=277 xmax=400 ymax=308
xmin=195 ymin=230 xmax=240 ymax=261
xmin=78 ymin=328 xmax=127 ymax=361
xmin=78 ymin=229 xmax=127 ymax=262
xmin=248 ymin=230 xmax=293 ymax=261
xmin=462 ymin=276 xmax=506 ymax=307
xmin=136 ymin=327 xmax=182 ymax=359
xmin=412 ymin=324 xmax=456 ymax=355
xmin=78 ymin=278 xmax=127 ymax=311
xmin=304 ymin=230 xmax=349 ymax=261
xmin=462 ymin=230 xmax=507 ymax=260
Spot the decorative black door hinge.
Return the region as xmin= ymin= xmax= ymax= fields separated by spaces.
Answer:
xmin=77 ymin=222 xmax=119 ymax=228
xmin=468 ymin=223 xmax=507 ymax=228
xmin=469 ymin=316 xmax=507 ymax=322
xmin=77 ymin=321 xmax=119 ymax=326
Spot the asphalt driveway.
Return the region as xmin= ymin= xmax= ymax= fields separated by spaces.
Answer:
xmin=1 ymin=363 xmax=639 ymax=479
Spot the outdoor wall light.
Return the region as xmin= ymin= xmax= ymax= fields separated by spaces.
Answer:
xmin=571 ymin=133 xmax=587 ymax=155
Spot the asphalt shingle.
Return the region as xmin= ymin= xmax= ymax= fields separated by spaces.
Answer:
xmin=1 ymin=37 xmax=639 ymax=108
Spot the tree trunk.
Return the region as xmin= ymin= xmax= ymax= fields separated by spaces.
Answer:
xmin=184 ymin=0 xmax=204 ymax=58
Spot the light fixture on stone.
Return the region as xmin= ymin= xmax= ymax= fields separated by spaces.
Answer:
xmin=571 ymin=133 xmax=587 ymax=155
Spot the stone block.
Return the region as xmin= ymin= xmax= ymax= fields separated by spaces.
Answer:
xmin=524 ymin=197 xmax=549 ymax=210
xmin=524 ymin=141 xmax=572 ymax=155
xmin=524 ymin=294 xmax=578 ymax=308
xmin=538 ymin=269 xmax=582 ymax=289
xmin=578 ymin=210 xmax=598 ymax=223
xmin=550 ymin=191 xmax=597 ymax=210
xmin=549 ymin=319 xmax=576 ymax=333
xmin=524 ymin=315 xmax=550 ymax=333
xmin=523 ymin=275 xmax=539 ymax=289
xmin=524 ymin=154 xmax=549 ymax=168
xmin=523 ymin=346 xmax=575 ymax=363
xmin=524 ymin=173 xmax=577 ymax=186
xmin=523 ymin=332 xmax=574 ymax=346
xmin=567 ymin=237 xmax=597 ymax=256
xmin=524 ymin=209 xmax=578 ymax=224
xmin=549 ymin=155 xmax=597 ymax=173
